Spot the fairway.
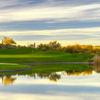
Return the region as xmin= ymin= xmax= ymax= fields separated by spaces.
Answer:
xmin=0 ymin=64 xmax=29 ymax=70
xmin=32 ymin=64 xmax=93 ymax=73
xmin=0 ymin=48 xmax=93 ymax=63
xmin=0 ymin=64 xmax=93 ymax=76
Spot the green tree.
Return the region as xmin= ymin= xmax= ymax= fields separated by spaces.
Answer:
xmin=48 ymin=41 xmax=61 ymax=50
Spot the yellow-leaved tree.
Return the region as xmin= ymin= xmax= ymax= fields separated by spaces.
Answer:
xmin=3 ymin=37 xmax=16 ymax=46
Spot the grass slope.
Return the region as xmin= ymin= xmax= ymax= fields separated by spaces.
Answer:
xmin=0 ymin=48 xmax=93 ymax=63
xmin=32 ymin=64 xmax=93 ymax=73
xmin=0 ymin=64 xmax=29 ymax=70
xmin=0 ymin=64 xmax=93 ymax=76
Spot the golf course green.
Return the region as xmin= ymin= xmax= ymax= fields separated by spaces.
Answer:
xmin=0 ymin=48 xmax=93 ymax=63
xmin=0 ymin=64 xmax=93 ymax=76
xmin=0 ymin=64 xmax=29 ymax=70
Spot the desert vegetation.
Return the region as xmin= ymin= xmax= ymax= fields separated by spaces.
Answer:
xmin=0 ymin=37 xmax=100 ymax=55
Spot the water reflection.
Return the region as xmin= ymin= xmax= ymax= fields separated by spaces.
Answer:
xmin=1 ymin=76 xmax=16 ymax=86
xmin=37 ymin=73 xmax=61 ymax=82
xmin=64 ymin=70 xmax=92 ymax=76
xmin=92 ymin=64 xmax=100 ymax=73
xmin=0 ymin=64 xmax=100 ymax=86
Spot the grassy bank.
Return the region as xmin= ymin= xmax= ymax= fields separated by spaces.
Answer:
xmin=0 ymin=64 xmax=93 ymax=76
xmin=32 ymin=64 xmax=93 ymax=73
xmin=0 ymin=64 xmax=29 ymax=70
xmin=0 ymin=48 xmax=93 ymax=63
xmin=0 ymin=64 xmax=93 ymax=86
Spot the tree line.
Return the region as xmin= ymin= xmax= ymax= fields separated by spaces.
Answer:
xmin=0 ymin=37 xmax=100 ymax=54
xmin=0 ymin=37 xmax=16 ymax=48
xmin=37 ymin=41 xmax=100 ymax=54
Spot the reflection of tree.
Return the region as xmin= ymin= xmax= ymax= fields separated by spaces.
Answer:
xmin=92 ymin=53 xmax=100 ymax=73
xmin=29 ymin=74 xmax=36 ymax=79
xmin=82 ymin=71 xmax=92 ymax=76
xmin=64 ymin=70 xmax=93 ymax=76
xmin=66 ymin=71 xmax=81 ymax=76
xmin=0 ymin=65 xmax=97 ymax=86
xmin=0 ymin=70 xmax=93 ymax=86
xmin=2 ymin=76 xmax=16 ymax=86
xmin=91 ymin=64 xmax=100 ymax=73
xmin=49 ymin=73 xmax=61 ymax=82
xmin=36 ymin=72 xmax=61 ymax=82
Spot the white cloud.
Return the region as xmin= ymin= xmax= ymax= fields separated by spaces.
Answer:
xmin=0 ymin=27 xmax=100 ymax=36
xmin=0 ymin=27 xmax=99 ymax=45
xmin=0 ymin=3 xmax=100 ymax=23
xmin=0 ymin=0 xmax=34 ymax=8
xmin=16 ymin=40 xmax=100 ymax=46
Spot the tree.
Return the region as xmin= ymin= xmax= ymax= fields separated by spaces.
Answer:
xmin=37 ymin=44 xmax=50 ymax=51
xmin=48 ymin=41 xmax=61 ymax=50
xmin=3 ymin=37 xmax=16 ymax=46
xmin=28 ymin=43 xmax=36 ymax=48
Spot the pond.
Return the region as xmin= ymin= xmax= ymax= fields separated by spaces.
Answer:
xmin=0 ymin=64 xmax=100 ymax=100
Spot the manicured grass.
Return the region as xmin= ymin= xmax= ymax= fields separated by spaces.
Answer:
xmin=0 ymin=64 xmax=93 ymax=76
xmin=0 ymin=48 xmax=93 ymax=63
xmin=0 ymin=64 xmax=29 ymax=70
xmin=32 ymin=64 xmax=93 ymax=73
xmin=0 ymin=64 xmax=93 ymax=85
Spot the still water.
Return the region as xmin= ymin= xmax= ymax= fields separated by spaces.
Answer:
xmin=0 ymin=64 xmax=100 ymax=100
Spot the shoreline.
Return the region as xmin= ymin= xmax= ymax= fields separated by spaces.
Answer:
xmin=0 ymin=62 xmax=94 ymax=65
xmin=18 ymin=62 xmax=94 ymax=65
xmin=0 ymin=67 xmax=32 ymax=73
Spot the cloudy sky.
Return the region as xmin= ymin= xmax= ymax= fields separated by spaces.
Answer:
xmin=0 ymin=0 xmax=100 ymax=45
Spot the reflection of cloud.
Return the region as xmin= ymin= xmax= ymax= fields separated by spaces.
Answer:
xmin=0 ymin=83 xmax=100 ymax=100
xmin=0 ymin=92 xmax=98 ymax=100
xmin=0 ymin=84 xmax=100 ymax=96
xmin=13 ymin=76 xmax=100 ymax=87
xmin=0 ymin=93 xmax=75 ymax=100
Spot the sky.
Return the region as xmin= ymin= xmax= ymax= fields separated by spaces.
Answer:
xmin=0 ymin=0 xmax=100 ymax=46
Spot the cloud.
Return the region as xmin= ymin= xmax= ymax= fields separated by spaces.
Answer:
xmin=0 ymin=27 xmax=99 ymax=45
xmin=0 ymin=0 xmax=99 ymax=46
xmin=0 ymin=27 xmax=100 ymax=36
xmin=0 ymin=0 xmax=36 ymax=9
xmin=0 ymin=3 xmax=100 ymax=23
xmin=0 ymin=0 xmax=100 ymax=9
xmin=5 ymin=34 xmax=93 ymax=41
